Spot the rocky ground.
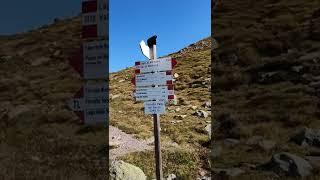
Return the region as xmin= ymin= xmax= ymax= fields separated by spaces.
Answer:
xmin=212 ymin=0 xmax=320 ymax=179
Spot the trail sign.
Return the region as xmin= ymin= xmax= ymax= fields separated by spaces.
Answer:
xmin=83 ymin=40 xmax=108 ymax=79
xmin=134 ymin=85 xmax=174 ymax=101
xmin=82 ymin=0 xmax=107 ymax=38
xmin=68 ymin=82 xmax=108 ymax=125
xmin=135 ymin=57 xmax=177 ymax=74
xmin=69 ymin=40 xmax=108 ymax=79
xmin=144 ymin=101 xmax=166 ymax=114
xmin=133 ymin=71 xmax=173 ymax=87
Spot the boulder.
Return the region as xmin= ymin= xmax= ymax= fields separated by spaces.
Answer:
xmin=291 ymin=128 xmax=320 ymax=147
xmin=260 ymin=152 xmax=312 ymax=177
xmin=110 ymin=160 xmax=146 ymax=180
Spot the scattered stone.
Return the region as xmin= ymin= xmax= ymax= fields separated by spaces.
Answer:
xmin=223 ymin=138 xmax=240 ymax=146
xmin=118 ymin=79 xmax=125 ymax=83
xmin=110 ymin=160 xmax=146 ymax=180
xmin=260 ymin=152 xmax=312 ymax=177
xmin=8 ymin=105 xmax=32 ymax=120
xmin=31 ymin=155 xmax=41 ymax=162
xmin=212 ymin=168 xmax=245 ymax=177
xmin=175 ymin=107 xmax=181 ymax=112
xmin=246 ymin=136 xmax=264 ymax=145
xmin=194 ymin=110 xmax=209 ymax=118
xmin=203 ymin=101 xmax=211 ymax=109
xmin=166 ymin=174 xmax=177 ymax=180
xmin=31 ymin=57 xmax=51 ymax=66
xmin=298 ymin=52 xmax=320 ymax=61
xmin=291 ymin=128 xmax=320 ymax=147
xmin=109 ymin=140 xmax=122 ymax=148
xmin=53 ymin=50 xmax=61 ymax=57
xmin=173 ymin=73 xmax=179 ymax=78
xmin=258 ymin=140 xmax=276 ymax=151
xmin=111 ymin=94 xmax=121 ymax=100
xmin=197 ymin=177 xmax=211 ymax=180
xmin=239 ymin=163 xmax=256 ymax=170
xmin=174 ymin=115 xmax=187 ymax=120
xmin=291 ymin=65 xmax=304 ymax=73
xmin=205 ymin=124 xmax=211 ymax=139
xmin=309 ymin=81 xmax=320 ymax=89
xmin=191 ymin=106 xmax=198 ymax=110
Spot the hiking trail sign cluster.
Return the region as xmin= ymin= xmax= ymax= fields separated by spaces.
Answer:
xmin=132 ymin=36 xmax=177 ymax=179
xmin=132 ymin=57 xmax=177 ymax=114
xmin=68 ymin=0 xmax=108 ymax=125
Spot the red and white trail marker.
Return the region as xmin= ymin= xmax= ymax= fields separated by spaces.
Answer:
xmin=135 ymin=57 xmax=177 ymax=74
xmin=134 ymin=85 xmax=174 ymax=101
xmin=133 ymin=71 xmax=173 ymax=87
xmin=82 ymin=0 xmax=107 ymax=39
xmin=68 ymin=83 xmax=108 ymax=125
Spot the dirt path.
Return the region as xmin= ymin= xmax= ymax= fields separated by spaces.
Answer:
xmin=109 ymin=125 xmax=153 ymax=160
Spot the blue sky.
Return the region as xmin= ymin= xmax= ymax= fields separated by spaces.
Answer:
xmin=0 ymin=1 xmax=80 ymax=35
xmin=110 ymin=0 xmax=210 ymax=72
xmin=0 ymin=1 xmax=210 ymax=72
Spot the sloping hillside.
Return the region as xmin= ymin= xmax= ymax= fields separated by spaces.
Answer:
xmin=109 ymin=37 xmax=212 ymax=178
xmin=0 ymin=17 xmax=108 ymax=179
xmin=212 ymin=0 xmax=320 ymax=179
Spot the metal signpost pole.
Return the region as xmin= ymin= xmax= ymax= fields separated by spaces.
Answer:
xmin=149 ymin=38 xmax=163 ymax=180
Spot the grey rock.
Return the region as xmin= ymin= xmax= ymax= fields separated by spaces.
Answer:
xmin=210 ymin=145 xmax=222 ymax=159
xmin=203 ymin=101 xmax=211 ymax=109
xmin=212 ymin=168 xmax=245 ymax=177
xmin=205 ymin=124 xmax=211 ymax=139
xmin=291 ymin=128 xmax=320 ymax=147
xmin=8 ymin=105 xmax=32 ymax=120
xmin=246 ymin=136 xmax=264 ymax=145
xmin=173 ymin=73 xmax=179 ymax=78
xmin=291 ymin=65 xmax=304 ymax=73
xmin=310 ymin=81 xmax=320 ymax=89
xmin=166 ymin=174 xmax=177 ymax=180
xmin=194 ymin=110 xmax=209 ymax=118
xmin=31 ymin=57 xmax=51 ymax=66
xmin=174 ymin=115 xmax=187 ymax=120
xmin=298 ymin=52 xmax=320 ymax=61
xmin=262 ymin=152 xmax=312 ymax=177
xmin=110 ymin=160 xmax=146 ymax=180
xmin=258 ymin=140 xmax=276 ymax=151
xmin=224 ymin=138 xmax=240 ymax=146
xmin=111 ymin=94 xmax=121 ymax=100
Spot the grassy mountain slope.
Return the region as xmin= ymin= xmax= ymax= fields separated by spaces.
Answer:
xmin=0 ymin=17 xmax=108 ymax=179
xmin=212 ymin=0 xmax=320 ymax=178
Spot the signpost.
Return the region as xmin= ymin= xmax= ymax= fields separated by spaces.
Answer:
xmin=68 ymin=0 xmax=108 ymax=126
xmin=133 ymin=36 xmax=177 ymax=180
xmin=68 ymin=83 xmax=108 ymax=125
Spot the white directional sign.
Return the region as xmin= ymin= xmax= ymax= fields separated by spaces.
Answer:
xmin=83 ymin=40 xmax=108 ymax=79
xmin=144 ymin=101 xmax=166 ymax=114
xmin=135 ymin=72 xmax=173 ymax=87
xmin=134 ymin=86 xmax=174 ymax=101
xmin=68 ymin=82 xmax=108 ymax=125
xmin=135 ymin=57 xmax=177 ymax=73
